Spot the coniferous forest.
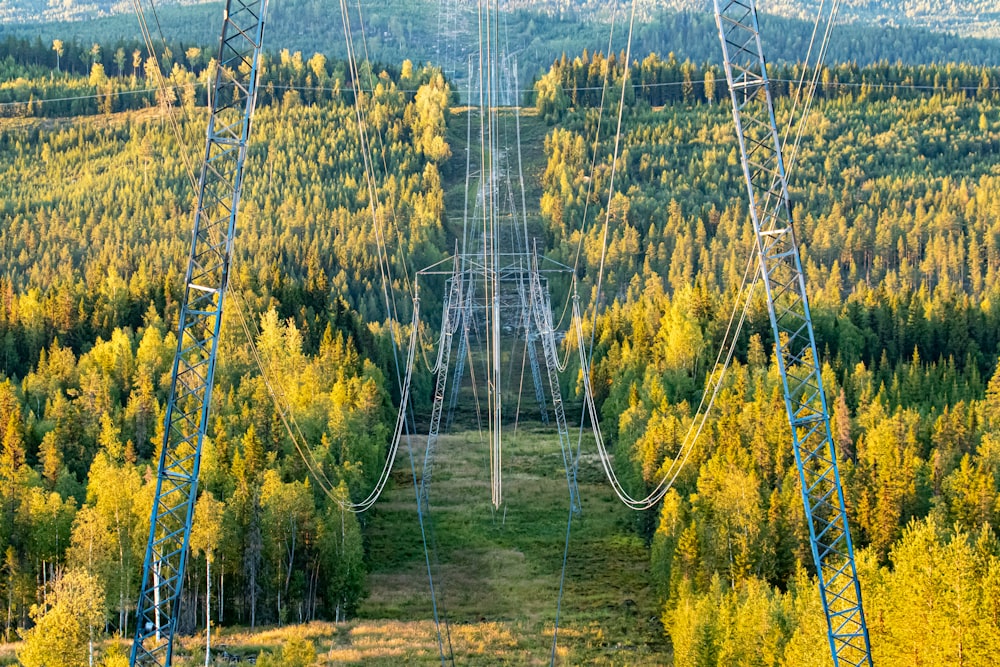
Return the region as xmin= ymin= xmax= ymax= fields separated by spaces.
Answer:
xmin=0 ymin=9 xmax=1000 ymax=665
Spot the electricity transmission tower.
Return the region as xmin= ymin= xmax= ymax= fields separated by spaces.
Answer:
xmin=131 ymin=0 xmax=268 ymax=664
xmin=712 ymin=1 xmax=873 ymax=665
xmin=418 ymin=48 xmax=580 ymax=514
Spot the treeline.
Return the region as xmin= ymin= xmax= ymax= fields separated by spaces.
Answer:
xmin=0 ymin=35 xmax=446 ymax=118
xmin=534 ymin=50 xmax=1000 ymax=117
xmin=5 ymin=2 xmax=1000 ymax=108
xmin=538 ymin=50 xmax=1000 ymax=661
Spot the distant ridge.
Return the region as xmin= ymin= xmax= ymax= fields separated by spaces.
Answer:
xmin=4 ymin=0 xmax=999 ymax=40
xmin=2 ymin=0 xmax=998 ymax=82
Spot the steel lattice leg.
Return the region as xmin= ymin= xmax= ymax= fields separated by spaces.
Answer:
xmin=421 ymin=266 xmax=465 ymax=505
xmin=712 ymin=2 xmax=873 ymax=665
xmin=131 ymin=1 xmax=268 ymax=665
xmin=529 ymin=254 xmax=580 ymax=515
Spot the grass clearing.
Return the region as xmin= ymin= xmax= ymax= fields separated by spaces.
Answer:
xmin=354 ymin=424 xmax=670 ymax=664
xmin=441 ymin=107 xmax=549 ymax=242
xmin=164 ymin=424 xmax=672 ymax=667
xmin=161 ymin=425 xmax=670 ymax=664
xmin=147 ymin=427 xmax=668 ymax=665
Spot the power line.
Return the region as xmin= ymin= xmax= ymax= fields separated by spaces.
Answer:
xmin=6 ymin=75 xmax=997 ymax=112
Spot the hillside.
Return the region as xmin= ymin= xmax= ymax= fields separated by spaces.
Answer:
xmin=5 ymin=0 xmax=1000 ymax=39
xmin=771 ymin=0 xmax=1000 ymax=39
xmin=649 ymin=0 xmax=1000 ymax=38
xmin=2 ymin=0 xmax=1000 ymax=90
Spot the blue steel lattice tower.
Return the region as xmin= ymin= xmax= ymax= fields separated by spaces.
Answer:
xmin=712 ymin=1 xmax=874 ymax=665
xmin=130 ymin=0 xmax=268 ymax=664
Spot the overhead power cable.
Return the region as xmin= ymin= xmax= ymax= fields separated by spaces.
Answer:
xmin=9 ymin=72 xmax=996 ymax=113
xmin=131 ymin=0 xmax=425 ymax=517
xmin=574 ymin=0 xmax=846 ymax=514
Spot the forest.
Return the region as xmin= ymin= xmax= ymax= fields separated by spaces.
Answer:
xmin=0 ymin=29 xmax=999 ymax=664
xmin=534 ymin=49 xmax=1000 ymax=664
xmin=0 ymin=49 xmax=452 ymax=665
xmin=5 ymin=0 xmax=999 ymax=35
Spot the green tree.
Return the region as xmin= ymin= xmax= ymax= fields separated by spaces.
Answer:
xmin=319 ymin=483 xmax=364 ymax=621
xmin=261 ymin=470 xmax=314 ymax=624
xmin=534 ymin=68 xmax=570 ymax=121
xmin=99 ymin=641 xmax=129 ymax=667
xmin=409 ymin=74 xmax=451 ymax=161
xmin=113 ymin=48 xmax=126 ymax=78
xmin=704 ymin=68 xmax=716 ymax=105
xmin=256 ymin=636 xmax=316 ymax=667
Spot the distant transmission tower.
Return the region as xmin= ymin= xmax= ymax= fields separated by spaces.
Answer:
xmin=417 ymin=38 xmax=580 ymax=513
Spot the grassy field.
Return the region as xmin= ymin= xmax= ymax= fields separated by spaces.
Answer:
xmin=150 ymin=425 xmax=669 ymax=665
xmin=354 ymin=425 xmax=668 ymax=665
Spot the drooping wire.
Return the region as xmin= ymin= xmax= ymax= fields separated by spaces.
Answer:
xmin=579 ymin=261 xmax=757 ymax=511
xmin=549 ymin=500 xmax=575 ymax=666
xmin=132 ymin=0 xmax=345 ymax=507
xmin=350 ymin=0 xmax=419 ymax=306
xmin=130 ymin=0 xmax=198 ymax=192
xmin=334 ymin=0 xmax=455 ymax=659
xmin=130 ymin=0 xmax=345 ymax=509
xmin=573 ymin=0 xmax=846 ymax=513
xmin=785 ymin=0 xmax=842 ymax=180
xmin=548 ymin=4 xmax=628 ymax=661
xmin=555 ymin=0 xmax=723 ymax=517
xmin=135 ymin=0 xmax=449 ymax=598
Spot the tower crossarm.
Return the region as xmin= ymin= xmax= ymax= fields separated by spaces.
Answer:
xmin=130 ymin=1 xmax=268 ymax=664
xmin=712 ymin=2 xmax=873 ymax=666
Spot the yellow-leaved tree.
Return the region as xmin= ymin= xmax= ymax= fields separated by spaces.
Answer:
xmin=19 ymin=567 xmax=105 ymax=667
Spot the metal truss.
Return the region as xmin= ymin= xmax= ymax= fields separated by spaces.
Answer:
xmin=420 ymin=262 xmax=465 ymax=505
xmin=418 ymin=244 xmax=578 ymax=511
xmin=131 ymin=0 xmax=268 ymax=664
xmin=516 ymin=264 xmax=549 ymax=425
xmin=712 ymin=2 xmax=872 ymax=665
xmin=525 ymin=330 xmax=549 ymax=426
xmin=445 ymin=258 xmax=483 ymax=429
xmin=528 ymin=253 xmax=580 ymax=516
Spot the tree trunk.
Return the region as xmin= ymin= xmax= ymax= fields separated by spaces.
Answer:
xmin=6 ymin=584 xmax=12 ymax=641
xmin=283 ymin=528 xmax=296 ymax=602
xmin=246 ymin=505 xmax=263 ymax=630
xmin=187 ymin=566 xmax=200 ymax=634
xmin=205 ymin=555 xmax=211 ymax=667
xmin=310 ymin=561 xmax=320 ymax=621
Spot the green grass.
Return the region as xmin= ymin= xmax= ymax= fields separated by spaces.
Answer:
xmin=354 ymin=425 xmax=670 ymax=665
xmin=441 ymin=107 xmax=551 ymax=243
